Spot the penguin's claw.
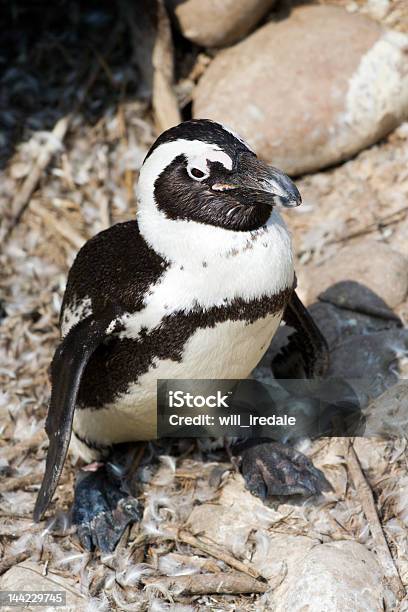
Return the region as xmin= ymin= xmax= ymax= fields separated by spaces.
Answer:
xmin=72 ymin=467 xmax=141 ymax=553
xmin=77 ymin=497 xmax=140 ymax=553
xmin=238 ymin=441 xmax=332 ymax=499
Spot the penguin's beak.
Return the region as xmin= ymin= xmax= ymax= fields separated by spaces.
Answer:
xmin=211 ymin=155 xmax=301 ymax=208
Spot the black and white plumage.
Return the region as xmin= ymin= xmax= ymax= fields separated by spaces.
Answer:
xmin=34 ymin=119 xmax=329 ymax=548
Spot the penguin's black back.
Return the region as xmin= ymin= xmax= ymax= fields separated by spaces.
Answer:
xmin=61 ymin=221 xmax=167 ymax=324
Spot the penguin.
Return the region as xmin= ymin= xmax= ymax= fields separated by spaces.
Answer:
xmin=34 ymin=119 xmax=329 ymax=551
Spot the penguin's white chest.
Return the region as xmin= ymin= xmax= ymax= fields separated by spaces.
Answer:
xmin=72 ymin=311 xmax=282 ymax=456
xmin=141 ymin=311 xmax=282 ymax=382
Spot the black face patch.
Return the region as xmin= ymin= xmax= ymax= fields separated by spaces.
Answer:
xmin=145 ymin=119 xmax=252 ymax=162
xmin=76 ymin=286 xmax=293 ymax=410
xmin=154 ymin=154 xmax=271 ymax=232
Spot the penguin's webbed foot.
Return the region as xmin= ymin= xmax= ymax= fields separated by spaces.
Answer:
xmin=235 ymin=440 xmax=331 ymax=499
xmin=72 ymin=465 xmax=141 ymax=553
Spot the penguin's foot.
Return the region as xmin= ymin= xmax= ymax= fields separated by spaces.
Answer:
xmin=72 ymin=462 xmax=141 ymax=553
xmin=235 ymin=440 xmax=331 ymax=499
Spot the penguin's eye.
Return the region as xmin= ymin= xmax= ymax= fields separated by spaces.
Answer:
xmin=188 ymin=167 xmax=208 ymax=181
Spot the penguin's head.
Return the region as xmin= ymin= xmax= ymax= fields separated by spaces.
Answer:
xmin=137 ymin=119 xmax=301 ymax=233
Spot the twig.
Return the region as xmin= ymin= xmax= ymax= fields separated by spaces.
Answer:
xmin=0 ymin=519 xmax=41 ymax=538
xmin=2 ymin=431 xmax=46 ymax=462
xmin=117 ymin=103 xmax=134 ymax=208
xmin=89 ymin=46 xmax=116 ymax=87
xmin=327 ymin=205 xmax=408 ymax=246
xmin=2 ymin=472 xmax=43 ymax=492
xmin=164 ymin=552 xmax=221 ymax=574
xmin=152 ymin=0 xmax=182 ymax=132
xmin=89 ymin=564 xmax=110 ymax=597
xmin=3 ymin=116 xmax=71 ymax=243
xmin=347 ymin=440 xmax=406 ymax=600
xmin=30 ymin=200 xmax=85 ymax=250
xmin=143 ymin=572 xmax=268 ymax=595
xmin=0 ymin=512 xmax=33 ymax=519
xmin=98 ymin=197 xmax=111 ymax=231
xmin=398 ymin=594 xmax=408 ymax=612
xmin=82 ymin=182 xmax=111 ymax=232
xmin=128 ymin=442 xmax=147 ymax=475
xmin=174 ymin=471 xmax=201 ymax=480
xmin=166 ymin=528 xmax=266 ymax=582
xmin=0 ymin=551 xmax=30 ymax=576
xmin=2 ymin=470 xmax=70 ymax=493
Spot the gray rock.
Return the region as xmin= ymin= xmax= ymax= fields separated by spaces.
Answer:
xmin=167 ymin=0 xmax=276 ymax=48
xmin=256 ymin=279 xmax=407 ymax=413
xmin=308 ymin=281 xmax=402 ymax=349
xmin=318 ymin=281 xmax=402 ymax=323
xmin=326 ymin=329 xmax=408 ymax=397
xmin=194 ymin=5 xmax=408 ymax=174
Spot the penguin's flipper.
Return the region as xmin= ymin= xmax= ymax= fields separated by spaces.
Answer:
xmin=272 ymin=290 xmax=329 ymax=379
xmin=34 ymin=312 xmax=120 ymax=522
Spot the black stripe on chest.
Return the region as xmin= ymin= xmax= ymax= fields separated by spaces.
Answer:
xmin=77 ymin=287 xmax=292 ymax=409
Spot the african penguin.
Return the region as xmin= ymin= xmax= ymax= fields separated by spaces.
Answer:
xmin=34 ymin=119 xmax=329 ymax=551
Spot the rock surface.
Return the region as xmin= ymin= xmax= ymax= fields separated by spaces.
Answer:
xmin=193 ymin=5 xmax=408 ymax=174
xmin=187 ymin=475 xmax=284 ymax=557
xmin=186 ymin=474 xmax=387 ymax=610
xmin=252 ymin=532 xmax=318 ymax=581
xmin=309 ymin=280 xmax=402 ymax=346
xmin=257 ymin=279 xmax=408 ymax=409
xmin=167 ymin=0 xmax=276 ymax=48
xmin=363 ymin=381 xmax=408 ymax=436
xmin=273 ymin=540 xmax=385 ymax=612
xmin=306 ymin=240 xmax=408 ymax=308
xmin=393 ymin=215 xmax=408 ymax=259
xmin=308 ymin=281 xmax=408 ymax=398
xmin=0 ymin=562 xmax=85 ymax=611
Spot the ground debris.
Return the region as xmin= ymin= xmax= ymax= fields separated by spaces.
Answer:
xmin=1 ymin=1 xmax=408 ymax=610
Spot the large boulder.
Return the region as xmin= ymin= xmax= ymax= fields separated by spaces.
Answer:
xmin=167 ymin=0 xmax=276 ymax=48
xmin=273 ymin=541 xmax=386 ymax=612
xmin=193 ymin=5 xmax=408 ymax=175
xmin=305 ymin=240 xmax=408 ymax=308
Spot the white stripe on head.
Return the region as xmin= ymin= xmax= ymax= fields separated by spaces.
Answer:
xmin=217 ymin=122 xmax=255 ymax=154
xmin=138 ymin=139 xmax=233 ymax=197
